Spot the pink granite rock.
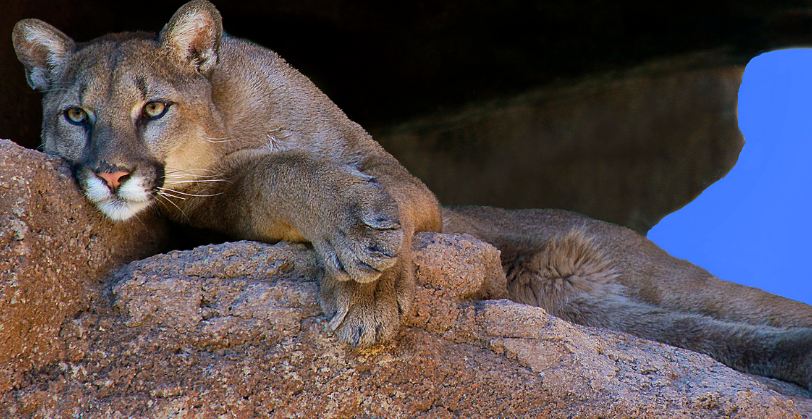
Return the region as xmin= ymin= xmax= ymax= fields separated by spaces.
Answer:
xmin=1 ymin=140 xmax=809 ymax=416
xmin=0 ymin=140 xmax=169 ymax=391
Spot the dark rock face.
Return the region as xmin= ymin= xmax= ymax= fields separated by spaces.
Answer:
xmin=1 ymin=0 xmax=810 ymax=150
xmin=2 ymin=1 xmax=811 ymax=234
xmin=0 ymin=140 xmax=169 ymax=392
xmin=377 ymin=56 xmax=745 ymax=232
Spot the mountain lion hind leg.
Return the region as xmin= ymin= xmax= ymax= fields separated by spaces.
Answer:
xmin=443 ymin=206 xmax=812 ymax=390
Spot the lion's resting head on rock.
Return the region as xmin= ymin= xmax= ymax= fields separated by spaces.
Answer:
xmin=12 ymin=2 xmax=226 ymax=220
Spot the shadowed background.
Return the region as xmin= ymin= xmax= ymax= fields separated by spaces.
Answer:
xmin=1 ymin=1 xmax=810 ymax=302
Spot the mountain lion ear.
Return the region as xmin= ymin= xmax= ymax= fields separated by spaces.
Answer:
xmin=12 ymin=19 xmax=75 ymax=91
xmin=160 ymin=0 xmax=223 ymax=75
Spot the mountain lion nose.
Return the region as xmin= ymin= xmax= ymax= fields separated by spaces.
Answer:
xmin=96 ymin=170 xmax=131 ymax=191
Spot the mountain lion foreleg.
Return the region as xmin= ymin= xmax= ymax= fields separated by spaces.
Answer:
xmin=193 ymin=150 xmax=430 ymax=346
xmin=318 ymin=153 xmax=442 ymax=346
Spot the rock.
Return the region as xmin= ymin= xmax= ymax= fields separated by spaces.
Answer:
xmin=0 ymin=139 xmax=809 ymax=415
xmin=376 ymin=53 xmax=746 ymax=232
xmin=2 ymin=234 xmax=809 ymax=416
xmin=0 ymin=140 xmax=169 ymax=392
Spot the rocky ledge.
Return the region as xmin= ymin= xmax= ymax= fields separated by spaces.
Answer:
xmin=0 ymin=140 xmax=168 ymax=393
xmin=1 ymin=140 xmax=810 ymax=416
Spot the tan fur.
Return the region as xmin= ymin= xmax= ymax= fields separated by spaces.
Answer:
xmin=505 ymin=230 xmax=621 ymax=313
xmin=13 ymin=0 xmax=441 ymax=347
xmin=13 ymin=0 xmax=811 ymax=389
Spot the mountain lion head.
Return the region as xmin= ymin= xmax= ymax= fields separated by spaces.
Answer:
xmin=12 ymin=1 xmax=226 ymax=221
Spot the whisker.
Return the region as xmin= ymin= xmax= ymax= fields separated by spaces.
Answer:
xmin=157 ymin=190 xmax=187 ymax=200
xmin=165 ymin=166 xmax=218 ymax=172
xmin=155 ymin=193 xmax=189 ymax=221
xmin=131 ymin=210 xmax=147 ymax=228
xmin=163 ymin=174 xmax=225 ymax=181
xmin=152 ymin=198 xmax=169 ymax=216
xmin=157 ymin=187 xmax=223 ymax=198
xmin=164 ymin=179 xmax=228 ymax=185
xmin=164 ymin=169 xmax=222 ymax=178
xmin=165 ymin=167 xmax=216 ymax=172
xmin=201 ymin=136 xmax=234 ymax=143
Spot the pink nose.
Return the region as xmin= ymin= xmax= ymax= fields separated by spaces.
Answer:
xmin=97 ymin=170 xmax=130 ymax=190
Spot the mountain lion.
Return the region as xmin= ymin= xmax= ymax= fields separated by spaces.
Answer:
xmin=12 ymin=0 xmax=811 ymax=390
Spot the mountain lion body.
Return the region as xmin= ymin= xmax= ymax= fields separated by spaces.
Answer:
xmin=13 ymin=1 xmax=812 ymax=390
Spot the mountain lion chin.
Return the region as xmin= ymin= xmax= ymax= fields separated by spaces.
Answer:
xmin=96 ymin=198 xmax=152 ymax=222
xmin=82 ymin=173 xmax=154 ymax=222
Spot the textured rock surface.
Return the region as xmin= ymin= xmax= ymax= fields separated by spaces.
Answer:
xmin=377 ymin=55 xmax=745 ymax=232
xmin=2 ymin=235 xmax=809 ymax=416
xmin=0 ymin=140 xmax=169 ymax=392
xmin=1 ymin=139 xmax=809 ymax=415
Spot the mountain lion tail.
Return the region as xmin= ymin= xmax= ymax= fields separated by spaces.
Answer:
xmin=503 ymin=229 xmax=621 ymax=314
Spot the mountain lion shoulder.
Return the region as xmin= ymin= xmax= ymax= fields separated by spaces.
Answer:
xmin=13 ymin=0 xmax=811 ymax=390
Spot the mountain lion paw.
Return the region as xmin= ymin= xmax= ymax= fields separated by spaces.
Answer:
xmin=319 ymin=260 xmax=415 ymax=347
xmin=313 ymin=177 xmax=404 ymax=284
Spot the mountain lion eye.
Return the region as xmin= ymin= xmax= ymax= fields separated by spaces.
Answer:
xmin=143 ymin=101 xmax=170 ymax=120
xmin=64 ymin=107 xmax=87 ymax=125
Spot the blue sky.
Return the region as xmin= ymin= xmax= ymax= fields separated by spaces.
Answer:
xmin=648 ymin=49 xmax=812 ymax=305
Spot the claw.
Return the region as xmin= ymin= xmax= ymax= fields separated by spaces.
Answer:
xmin=367 ymin=244 xmax=396 ymax=259
xmin=354 ymin=326 xmax=364 ymax=347
xmin=363 ymin=214 xmax=401 ymax=230
xmin=352 ymin=262 xmax=384 ymax=284
xmin=326 ymin=253 xmax=351 ymax=282
xmin=332 ymin=254 xmax=347 ymax=274
xmin=328 ymin=304 xmax=349 ymax=332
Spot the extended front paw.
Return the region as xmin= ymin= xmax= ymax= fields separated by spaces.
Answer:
xmin=313 ymin=178 xmax=404 ymax=284
xmin=319 ymin=259 xmax=415 ymax=347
